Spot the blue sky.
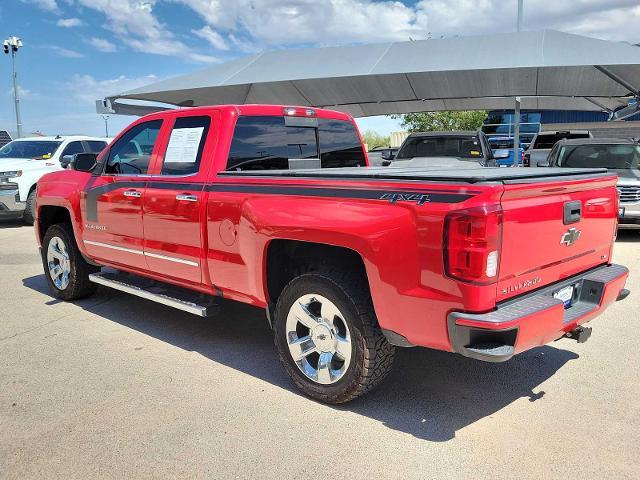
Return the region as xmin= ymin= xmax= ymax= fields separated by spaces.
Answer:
xmin=0 ymin=0 xmax=638 ymax=138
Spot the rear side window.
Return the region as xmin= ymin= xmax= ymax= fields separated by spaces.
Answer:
xmin=318 ymin=119 xmax=366 ymax=168
xmin=227 ymin=116 xmax=318 ymax=171
xmin=105 ymin=120 xmax=162 ymax=175
xmin=161 ymin=116 xmax=210 ymax=175
xmin=226 ymin=115 xmax=365 ymax=171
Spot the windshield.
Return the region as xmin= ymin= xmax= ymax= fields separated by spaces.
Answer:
xmin=557 ymin=144 xmax=640 ymax=169
xmin=0 ymin=140 xmax=62 ymax=160
xmin=489 ymin=138 xmax=514 ymax=149
xmin=396 ymin=135 xmax=482 ymax=160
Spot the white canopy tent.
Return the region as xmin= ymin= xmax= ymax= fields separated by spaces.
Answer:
xmin=101 ymin=30 xmax=640 ymax=117
xmin=99 ymin=30 xmax=640 ymax=165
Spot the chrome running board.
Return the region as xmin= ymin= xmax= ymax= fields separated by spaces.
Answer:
xmin=89 ymin=270 xmax=219 ymax=317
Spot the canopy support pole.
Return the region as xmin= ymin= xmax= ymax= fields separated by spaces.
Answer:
xmin=583 ymin=97 xmax=614 ymax=114
xmin=594 ymin=66 xmax=639 ymax=96
xmin=513 ymin=96 xmax=521 ymax=167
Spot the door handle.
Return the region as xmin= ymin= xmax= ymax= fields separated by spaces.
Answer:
xmin=123 ymin=190 xmax=142 ymax=198
xmin=176 ymin=194 xmax=198 ymax=202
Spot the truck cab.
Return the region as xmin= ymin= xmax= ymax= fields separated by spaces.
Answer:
xmin=0 ymin=135 xmax=109 ymax=223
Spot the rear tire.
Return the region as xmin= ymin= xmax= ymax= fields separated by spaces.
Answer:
xmin=23 ymin=189 xmax=36 ymax=225
xmin=273 ymin=267 xmax=395 ymax=404
xmin=42 ymin=223 xmax=98 ymax=300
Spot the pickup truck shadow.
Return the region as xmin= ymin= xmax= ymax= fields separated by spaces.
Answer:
xmin=616 ymin=230 xmax=640 ymax=243
xmin=0 ymin=219 xmax=28 ymax=229
xmin=23 ymin=274 xmax=578 ymax=442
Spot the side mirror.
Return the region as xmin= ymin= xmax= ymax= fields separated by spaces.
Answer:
xmin=60 ymin=154 xmax=74 ymax=169
xmin=71 ymin=153 xmax=98 ymax=173
xmin=380 ymin=149 xmax=395 ymax=161
xmin=537 ymin=160 xmax=550 ymax=167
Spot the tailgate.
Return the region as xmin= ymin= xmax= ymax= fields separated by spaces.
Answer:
xmin=497 ymin=174 xmax=618 ymax=301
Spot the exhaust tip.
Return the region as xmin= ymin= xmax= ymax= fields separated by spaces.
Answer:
xmin=617 ymin=288 xmax=630 ymax=302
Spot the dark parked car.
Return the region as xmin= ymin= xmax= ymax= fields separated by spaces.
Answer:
xmin=524 ymin=130 xmax=592 ymax=167
xmin=382 ymin=131 xmax=496 ymax=167
xmin=545 ymin=138 xmax=640 ymax=229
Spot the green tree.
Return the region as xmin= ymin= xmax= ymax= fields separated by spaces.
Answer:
xmin=360 ymin=130 xmax=390 ymax=150
xmin=392 ymin=110 xmax=487 ymax=133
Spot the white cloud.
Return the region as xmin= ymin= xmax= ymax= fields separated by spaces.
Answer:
xmin=56 ymin=17 xmax=83 ymax=27
xmin=71 ymin=0 xmax=215 ymax=63
xmin=186 ymin=53 xmax=220 ymax=64
xmin=6 ymin=86 xmax=32 ymax=98
xmin=179 ymin=0 xmax=640 ymax=47
xmin=192 ymin=25 xmax=229 ymax=51
xmin=180 ymin=0 xmax=427 ymax=46
xmin=88 ymin=37 xmax=117 ymax=52
xmin=44 ymin=45 xmax=84 ymax=58
xmin=67 ymin=73 xmax=159 ymax=105
xmin=21 ymin=0 xmax=59 ymax=12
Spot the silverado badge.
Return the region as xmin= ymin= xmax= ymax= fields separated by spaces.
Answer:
xmin=560 ymin=227 xmax=581 ymax=247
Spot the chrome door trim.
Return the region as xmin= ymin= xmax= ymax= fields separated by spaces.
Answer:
xmin=83 ymin=240 xmax=144 ymax=255
xmin=145 ymin=251 xmax=199 ymax=267
xmin=84 ymin=241 xmax=199 ymax=266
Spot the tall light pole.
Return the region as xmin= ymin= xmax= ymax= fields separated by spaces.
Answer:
xmin=517 ymin=0 xmax=524 ymax=32
xmin=3 ymin=36 xmax=23 ymax=138
xmin=101 ymin=115 xmax=110 ymax=137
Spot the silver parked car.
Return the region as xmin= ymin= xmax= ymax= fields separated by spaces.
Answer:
xmin=545 ymin=138 xmax=640 ymax=229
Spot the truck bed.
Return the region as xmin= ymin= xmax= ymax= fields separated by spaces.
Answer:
xmin=218 ymin=167 xmax=609 ymax=184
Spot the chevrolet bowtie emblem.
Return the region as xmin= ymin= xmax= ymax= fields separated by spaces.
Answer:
xmin=560 ymin=227 xmax=581 ymax=246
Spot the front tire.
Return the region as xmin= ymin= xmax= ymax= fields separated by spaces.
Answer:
xmin=273 ymin=268 xmax=395 ymax=404
xmin=23 ymin=189 xmax=36 ymax=225
xmin=42 ymin=223 xmax=98 ymax=300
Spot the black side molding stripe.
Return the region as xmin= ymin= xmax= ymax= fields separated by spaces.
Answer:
xmin=83 ymin=180 xmax=477 ymax=223
xmin=206 ymin=184 xmax=474 ymax=203
xmin=148 ymin=182 xmax=205 ymax=191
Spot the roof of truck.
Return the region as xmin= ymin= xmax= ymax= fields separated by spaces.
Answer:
xmin=139 ymin=104 xmax=354 ymax=122
xmin=407 ymin=131 xmax=478 ymax=137
xmin=558 ymin=137 xmax=637 ymax=146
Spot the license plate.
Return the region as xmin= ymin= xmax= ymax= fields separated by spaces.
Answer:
xmin=619 ymin=207 xmax=625 ymax=218
xmin=554 ymin=285 xmax=574 ymax=309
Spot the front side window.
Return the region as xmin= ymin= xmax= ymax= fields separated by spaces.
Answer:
xmin=0 ymin=140 xmax=61 ymax=160
xmin=86 ymin=140 xmax=108 ymax=153
xmin=161 ymin=116 xmax=210 ymax=175
xmin=104 ymin=120 xmax=162 ymax=175
xmin=61 ymin=141 xmax=84 ymax=157
xmin=227 ymin=116 xmax=318 ymax=171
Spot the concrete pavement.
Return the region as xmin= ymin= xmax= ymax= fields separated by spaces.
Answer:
xmin=1 ymin=221 xmax=639 ymax=479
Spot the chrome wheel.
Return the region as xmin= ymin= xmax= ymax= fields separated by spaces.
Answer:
xmin=47 ymin=236 xmax=71 ymax=290
xmin=286 ymin=294 xmax=352 ymax=385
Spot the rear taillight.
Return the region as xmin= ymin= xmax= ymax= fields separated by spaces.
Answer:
xmin=444 ymin=206 xmax=502 ymax=284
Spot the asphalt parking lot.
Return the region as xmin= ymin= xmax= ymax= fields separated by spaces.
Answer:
xmin=1 ymin=221 xmax=639 ymax=479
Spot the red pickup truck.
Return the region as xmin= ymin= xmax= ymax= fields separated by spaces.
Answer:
xmin=35 ymin=105 xmax=629 ymax=404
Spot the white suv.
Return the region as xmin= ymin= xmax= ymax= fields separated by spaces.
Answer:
xmin=0 ymin=136 xmax=109 ymax=224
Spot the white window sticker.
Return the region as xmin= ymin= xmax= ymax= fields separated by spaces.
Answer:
xmin=164 ymin=127 xmax=204 ymax=164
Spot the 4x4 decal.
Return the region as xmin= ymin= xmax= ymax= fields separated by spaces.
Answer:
xmin=379 ymin=192 xmax=431 ymax=205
